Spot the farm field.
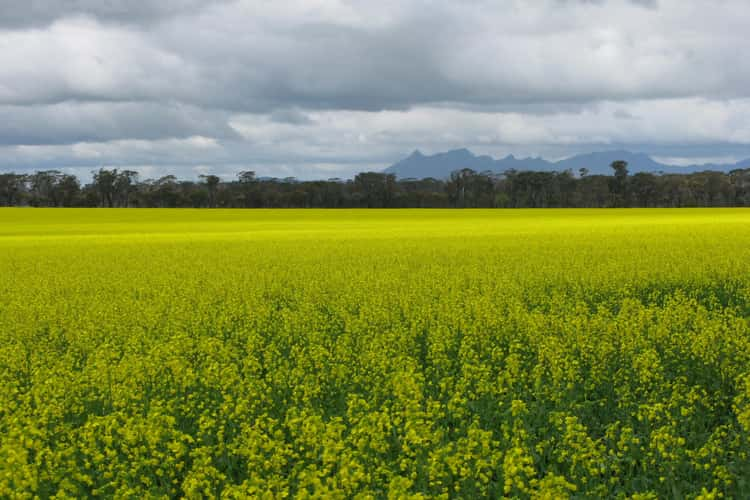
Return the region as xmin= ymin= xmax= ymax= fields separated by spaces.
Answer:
xmin=1 ymin=208 xmax=750 ymax=498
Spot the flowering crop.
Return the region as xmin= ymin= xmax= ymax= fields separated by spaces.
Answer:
xmin=1 ymin=208 xmax=749 ymax=498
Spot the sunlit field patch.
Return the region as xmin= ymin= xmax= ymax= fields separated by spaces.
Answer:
xmin=1 ymin=208 xmax=749 ymax=498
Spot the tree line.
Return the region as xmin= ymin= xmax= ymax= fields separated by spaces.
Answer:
xmin=1 ymin=161 xmax=750 ymax=208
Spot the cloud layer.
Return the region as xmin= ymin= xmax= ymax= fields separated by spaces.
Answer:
xmin=1 ymin=0 xmax=749 ymax=178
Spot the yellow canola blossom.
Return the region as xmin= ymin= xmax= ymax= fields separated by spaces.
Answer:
xmin=0 ymin=208 xmax=749 ymax=498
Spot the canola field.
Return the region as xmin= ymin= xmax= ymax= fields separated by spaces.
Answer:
xmin=1 ymin=208 xmax=750 ymax=499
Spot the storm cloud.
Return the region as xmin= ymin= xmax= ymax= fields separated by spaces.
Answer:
xmin=1 ymin=0 xmax=749 ymax=178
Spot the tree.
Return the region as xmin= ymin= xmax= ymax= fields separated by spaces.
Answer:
xmin=629 ymin=172 xmax=658 ymax=207
xmin=29 ymin=170 xmax=81 ymax=207
xmin=448 ymin=168 xmax=477 ymax=208
xmin=4 ymin=163 xmax=750 ymax=209
xmin=578 ymin=175 xmax=611 ymax=208
xmin=609 ymin=160 xmax=629 ymax=207
xmin=558 ymin=170 xmax=577 ymax=207
xmin=0 ymin=173 xmax=26 ymax=206
xmin=730 ymin=168 xmax=750 ymax=205
xmin=155 ymin=175 xmax=179 ymax=207
xmin=30 ymin=170 xmax=58 ymax=206
xmin=114 ymin=170 xmax=139 ymax=207
xmin=92 ymin=168 xmax=118 ymax=207
xmin=200 ymin=175 xmax=221 ymax=208
xmin=57 ymin=174 xmax=81 ymax=206
xmin=354 ymin=172 xmax=396 ymax=208
xmin=237 ymin=171 xmax=257 ymax=207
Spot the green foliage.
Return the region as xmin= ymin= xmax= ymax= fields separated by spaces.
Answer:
xmin=1 ymin=208 xmax=749 ymax=498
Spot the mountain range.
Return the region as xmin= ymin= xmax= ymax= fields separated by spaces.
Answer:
xmin=383 ymin=149 xmax=750 ymax=179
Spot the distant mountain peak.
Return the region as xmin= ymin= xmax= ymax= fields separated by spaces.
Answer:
xmin=443 ymin=148 xmax=473 ymax=157
xmin=383 ymin=148 xmax=745 ymax=179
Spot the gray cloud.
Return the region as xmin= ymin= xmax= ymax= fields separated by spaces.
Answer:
xmin=0 ymin=102 xmax=238 ymax=146
xmin=629 ymin=0 xmax=659 ymax=8
xmin=268 ymin=109 xmax=316 ymax=126
xmin=0 ymin=0 xmax=749 ymax=178
xmin=613 ymin=109 xmax=640 ymax=120
xmin=4 ymin=0 xmax=748 ymax=114
xmin=561 ymin=0 xmax=658 ymax=7
xmin=0 ymin=0 xmax=231 ymax=28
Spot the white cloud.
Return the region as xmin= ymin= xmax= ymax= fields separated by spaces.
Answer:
xmin=230 ymin=98 xmax=750 ymax=155
xmin=0 ymin=17 xmax=194 ymax=105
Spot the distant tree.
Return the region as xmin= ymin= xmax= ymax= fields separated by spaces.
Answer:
xmin=92 ymin=168 xmax=118 ymax=207
xmin=578 ymin=175 xmax=611 ymax=208
xmin=690 ymin=171 xmax=732 ymax=206
xmin=57 ymin=174 xmax=81 ymax=207
xmin=609 ymin=160 xmax=629 ymax=206
xmin=629 ymin=172 xmax=658 ymax=207
xmin=4 ymin=162 xmax=750 ymax=209
xmin=115 ymin=170 xmax=139 ymax=207
xmin=510 ymin=171 xmax=561 ymax=208
xmin=29 ymin=170 xmax=58 ymax=206
xmin=558 ymin=169 xmax=577 ymax=207
xmin=155 ymin=175 xmax=179 ymax=207
xmin=200 ymin=174 xmax=220 ymax=208
xmin=448 ymin=168 xmax=477 ymax=208
xmin=399 ymin=177 xmax=446 ymax=208
xmin=354 ymin=172 xmax=396 ymax=208
xmin=320 ymin=179 xmax=346 ymax=208
xmin=730 ymin=168 xmax=750 ymax=205
xmin=29 ymin=170 xmax=81 ymax=207
xmin=237 ymin=171 xmax=256 ymax=207
xmin=0 ymin=173 xmax=25 ymax=206
xmin=238 ymin=171 xmax=256 ymax=183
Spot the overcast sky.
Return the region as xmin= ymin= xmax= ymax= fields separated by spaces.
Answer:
xmin=1 ymin=0 xmax=749 ymax=179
